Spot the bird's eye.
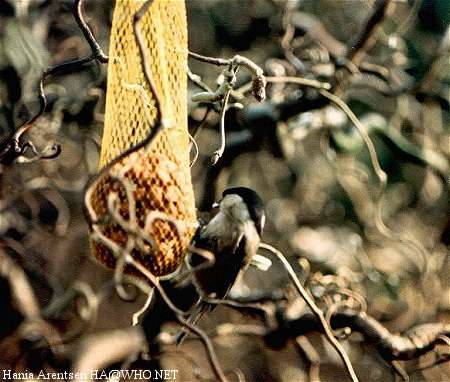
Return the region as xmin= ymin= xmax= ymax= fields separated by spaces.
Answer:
xmin=212 ymin=201 xmax=220 ymax=209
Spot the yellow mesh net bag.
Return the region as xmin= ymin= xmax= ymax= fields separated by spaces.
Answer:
xmin=88 ymin=0 xmax=197 ymax=279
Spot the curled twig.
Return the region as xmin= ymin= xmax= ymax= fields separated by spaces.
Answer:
xmin=0 ymin=249 xmax=40 ymax=321
xmin=0 ymin=0 xmax=108 ymax=166
xmin=318 ymin=89 xmax=429 ymax=275
xmin=266 ymin=76 xmax=331 ymax=90
xmin=259 ymin=243 xmax=359 ymax=382
xmin=344 ymin=0 xmax=394 ymax=67
xmin=189 ymin=51 xmax=266 ymax=102
xmin=212 ymin=88 xmax=232 ymax=165
xmin=267 ymin=309 xmax=450 ymax=363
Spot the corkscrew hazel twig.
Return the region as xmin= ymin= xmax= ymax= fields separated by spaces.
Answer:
xmin=189 ymin=52 xmax=266 ymax=164
xmin=261 ymin=72 xmax=430 ymax=279
xmin=190 ymin=66 xmax=236 ymax=165
xmin=189 ymin=52 xmax=266 ymax=101
xmin=124 ymin=252 xmax=229 ymax=382
xmin=317 ymin=88 xmax=430 ymax=276
xmin=259 ymin=242 xmax=360 ymax=382
xmin=0 ymin=0 xmax=108 ymax=166
xmin=212 ymin=87 xmax=232 ymax=165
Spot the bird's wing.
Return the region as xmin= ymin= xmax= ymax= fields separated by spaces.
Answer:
xmin=218 ymin=233 xmax=247 ymax=298
xmin=176 ymin=235 xmax=248 ymax=347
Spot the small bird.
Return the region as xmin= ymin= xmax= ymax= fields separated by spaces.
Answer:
xmin=177 ymin=186 xmax=265 ymax=344
xmin=142 ymin=187 xmax=265 ymax=346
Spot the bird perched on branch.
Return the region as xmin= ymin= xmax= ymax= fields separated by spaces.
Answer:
xmin=176 ymin=186 xmax=265 ymax=344
xmin=142 ymin=186 xmax=266 ymax=345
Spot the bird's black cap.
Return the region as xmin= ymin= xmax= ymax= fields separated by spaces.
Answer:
xmin=223 ymin=187 xmax=265 ymax=235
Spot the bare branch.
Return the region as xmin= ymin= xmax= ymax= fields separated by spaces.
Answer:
xmin=260 ymin=243 xmax=359 ymax=382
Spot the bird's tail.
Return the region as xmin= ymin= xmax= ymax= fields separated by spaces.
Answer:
xmin=175 ymin=302 xmax=208 ymax=346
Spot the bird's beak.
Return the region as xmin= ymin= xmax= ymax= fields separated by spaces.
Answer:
xmin=212 ymin=201 xmax=220 ymax=209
